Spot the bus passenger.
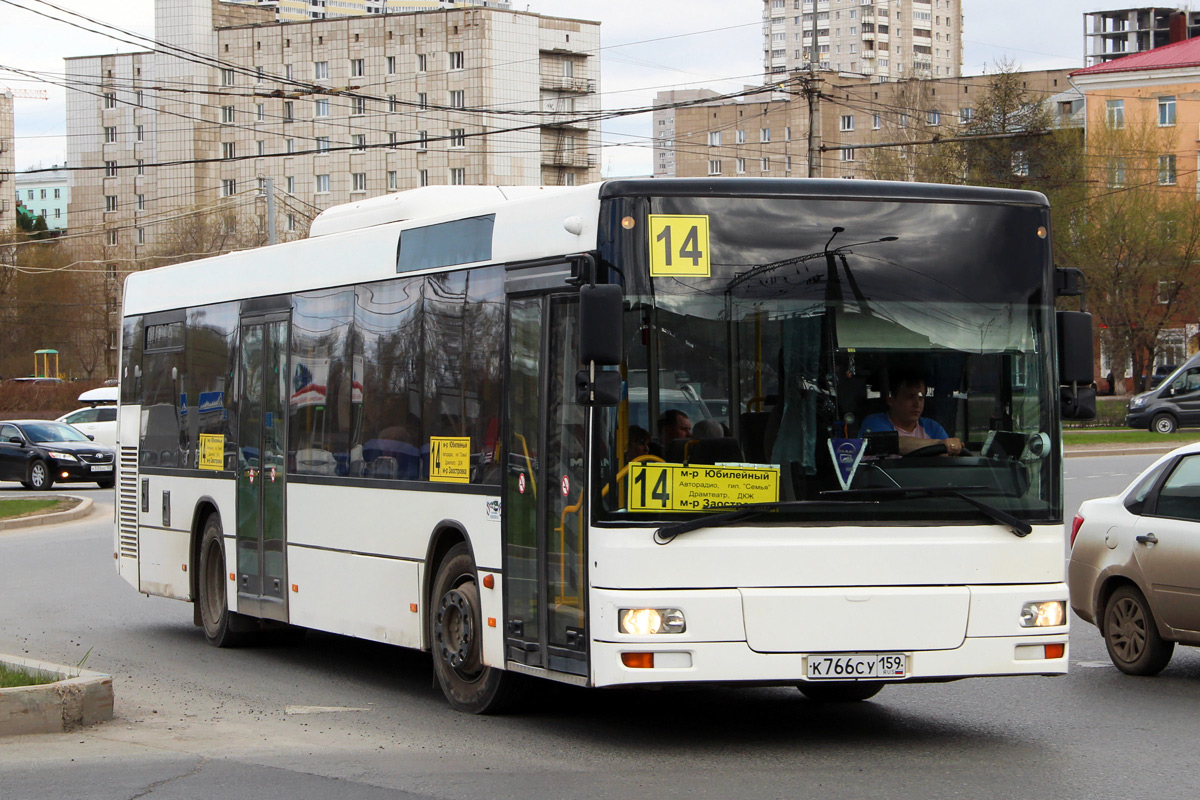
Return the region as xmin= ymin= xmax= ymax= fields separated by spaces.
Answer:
xmin=860 ymin=373 xmax=965 ymax=456
xmin=624 ymin=426 xmax=651 ymax=462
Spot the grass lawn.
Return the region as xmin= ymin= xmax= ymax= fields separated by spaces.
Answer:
xmin=0 ymin=663 xmax=58 ymax=688
xmin=0 ymin=498 xmax=77 ymax=520
xmin=1063 ymin=430 xmax=1200 ymax=446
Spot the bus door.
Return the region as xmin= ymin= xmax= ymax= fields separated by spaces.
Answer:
xmin=235 ymin=313 xmax=290 ymax=622
xmin=504 ymin=286 xmax=589 ymax=678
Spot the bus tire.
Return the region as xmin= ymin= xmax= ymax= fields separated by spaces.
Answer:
xmin=798 ymin=681 xmax=885 ymax=703
xmin=198 ymin=514 xmax=248 ymax=648
xmin=430 ymin=543 xmax=518 ymax=714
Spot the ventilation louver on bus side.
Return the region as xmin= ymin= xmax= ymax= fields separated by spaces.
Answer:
xmin=118 ymin=446 xmax=139 ymax=559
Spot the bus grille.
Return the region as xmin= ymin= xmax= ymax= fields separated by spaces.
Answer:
xmin=117 ymin=446 xmax=138 ymax=559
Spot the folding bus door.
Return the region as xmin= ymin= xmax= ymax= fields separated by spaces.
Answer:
xmin=504 ymin=286 xmax=589 ymax=679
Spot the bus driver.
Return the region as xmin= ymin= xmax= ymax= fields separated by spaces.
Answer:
xmin=859 ymin=372 xmax=965 ymax=456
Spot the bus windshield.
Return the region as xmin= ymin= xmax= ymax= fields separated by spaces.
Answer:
xmin=597 ymin=193 xmax=1061 ymax=526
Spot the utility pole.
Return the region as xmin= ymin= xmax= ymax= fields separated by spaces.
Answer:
xmin=807 ymin=9 xmax=821 ymax=178
xmin=265 ymin=176 xmax=276 ymax=246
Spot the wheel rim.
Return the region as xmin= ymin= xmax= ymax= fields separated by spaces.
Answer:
xmin=435 ymin=581 xmax=483 ymax=681
xmin=202 ymin=537 xmax=225 ymax=632
xmin=1154 ymin=417 xmax=1174 ymax=433
xmin=30 ymin=462 xmax=46 ymax=488
xmin=1108 ymin=596 xmax=1147 ymax=664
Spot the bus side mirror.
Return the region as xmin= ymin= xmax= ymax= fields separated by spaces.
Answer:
xmin=579 ymin=284 xmax=623 ymax=366
xmin=1058 ymin=310 xmax=1096 ymax=421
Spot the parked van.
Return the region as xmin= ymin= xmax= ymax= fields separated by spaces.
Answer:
xmin=1126 ymin=353 xmax=1200 ymax=433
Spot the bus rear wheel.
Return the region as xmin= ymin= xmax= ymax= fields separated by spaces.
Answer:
xmin=198 ymin=515 xmax=248 ymax=648
xmin=798 ymin=681 xmax=885 ymax=703
xmin=430 ymin=543 xmax=518 ymax=714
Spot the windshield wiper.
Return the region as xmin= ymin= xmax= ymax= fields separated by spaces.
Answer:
xmin=654 ymin=501 xmax=823 ymax=544
xmin=820 ymin=487 xmax=1033 ymax=538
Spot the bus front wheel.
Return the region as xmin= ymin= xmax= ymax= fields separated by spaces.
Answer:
xmin=430 ymin=542 xmax=519 ymax=714
xmin=798 ymin=681 xmax=885 ymax=703
xmin=198 ymin=515 xmax=248 ymax=648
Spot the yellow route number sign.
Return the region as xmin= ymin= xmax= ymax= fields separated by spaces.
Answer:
xmin=627 ymin=462 xmax=779 ymax=513
xmin=648 ymin=215 xmax=711 ymax=277
xmin=430 ymin=437 xmax=471 ymax=483
xmin=198 ymin=434 xmax=225 ymax=471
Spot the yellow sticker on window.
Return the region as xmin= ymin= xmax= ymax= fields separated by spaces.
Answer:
xmin=199 ymin=434 xmax=225 ymax=471
xmin=627 ymin=462 xmax=779 ymax=513
xmin=430 ymin=437 xmax=471 ymax=483
xmin=648 ymin=215 xmax=711 ymax=277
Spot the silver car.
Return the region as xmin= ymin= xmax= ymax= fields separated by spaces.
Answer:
xmin=1068 ymin=442 xmax=1200 ymax=675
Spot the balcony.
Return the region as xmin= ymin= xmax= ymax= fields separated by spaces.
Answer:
xmin=542 ymin=151 xmax=596 ymax=168
xmin=541 ymin=112 xmax=591 ymax=130
xmin=540 ymin=75 xmax=597 ymax=94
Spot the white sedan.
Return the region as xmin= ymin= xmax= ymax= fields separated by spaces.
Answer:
xmin=1068 ymin=441 xmax=1200 ymax=676
xmin=55 ymin=405 xmax=117 ymax=448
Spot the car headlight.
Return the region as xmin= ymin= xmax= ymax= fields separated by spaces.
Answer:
xmin=1129 ymin=395 xmax=1148 ymax=409
xmin=619 ymin=608 xmax=686 ymax=635
xmin=1020 ymin=601 xmax=1065 ymax=628
xmin=47 ymin=451 xmax=78 ymax=462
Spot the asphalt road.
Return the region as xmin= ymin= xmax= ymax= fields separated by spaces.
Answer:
xmin=2 ymin=455 xmax=1198 ymax=800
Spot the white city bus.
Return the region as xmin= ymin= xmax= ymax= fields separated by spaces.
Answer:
xmin=115 ymin=178 xmax=1095 ymax=712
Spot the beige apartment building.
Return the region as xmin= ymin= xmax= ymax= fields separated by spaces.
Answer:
xmin=228 ymin=0 xmax=513 ymax=23
xmin=763 ymin=0 xmax=962 ymax=81
xmin=66 ymin=0 xmax=600 ymax=259
xmin=0 ymin=91 xmax=13 ymax=231
xmin=659 ymin=68 xmax=1077 ymax=181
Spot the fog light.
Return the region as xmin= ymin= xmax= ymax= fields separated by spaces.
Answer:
xmin=1020 ymin=601 xmax=1065 ymax=628
xmin=619 ymin=608 xmax=686 ymax=635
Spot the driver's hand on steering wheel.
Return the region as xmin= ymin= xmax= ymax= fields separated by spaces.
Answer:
xmin=942 ymin=437 xmax=965 ymax=456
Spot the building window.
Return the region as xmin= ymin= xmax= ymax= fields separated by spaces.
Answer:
xmin=418 ymin=92 xmax=427 ymax=110
xmin=286 ymin=138 xmax=295 ymax=154
xmin=1012 ymin=150 xmax=1029 ymax=177
xmin=388 ymin=170 xmax=397 ymax=190
xmin=316 ymin=99 xmax=330 ymax=117
xmin=840 ymin=115 xmax=854 ymax=131
xmin=352 ymin=172 xmax=367 ymax=192
xmin=136 ymin=159 xmax=144 ymax=175
xmin=107 ymin=230 xmax=118 ymax=246
xmin=760 ymin=128 xmax=771 ymax=142
xmin=449 ymin=51 xmax=464 ymax=70
xmin=708 ymin=159 xmax=722 ymax=175
xmin=223 ymin=142 xmax=236 ymax=159
xmin=221 ymin=106 xmax=235 ymax=124
xmin=959 ymin=107 xmax=973 ymax=123
xmin=221 ymin=179 xmax=236 ymax=196
xmin=1104 ymin=99 xmax=1124 ymax=129
xmin=450 ymin=128 xmax=466 ymax=147
xmin=257 ymin=104 xmax=265 ymax=121
xmin=40 ymin=189 xmax=46 ymax=199
xmin=1159 ymin=280 xmax=1178 ymax=305
xmin=53 ymin=188 xmax=60 ymax=199
xmin=387 ymin=56 xmax=396 ymax=74
xmin=352 ymin=97 xmax=366 ymax=115
xmin=1159 ymin=154 xmax=1177 ymax=185
xmin=1159 ymin=96 xmax=1176 ymax=127
xmin=872 ymin=113 xmax=881 ymax=129
xmin=389 ymin=95 xmax=399 ymax=112
xmin=708 ymin=131 xmax=722 ymax=146
xmin=105 ymin=161 xmax=117 ymax=177
xmin=136 ymin=125 xmax=144 ymax=141
xmin=257 ymin=140 xmax=266 ymax=156
xmin=417 ymin=54 xmax=427 ymax=72
xmin=927 ymin=109 xmax=940 ymax=126
xmin=288 ymin=214 xmax=297 ymax=231
xmin=315 ymin=61 xmax=329 ymax=80
xmin=104 ymin=93 xmax=116 ymax=109
xmin=137 ymin=228 xmax=145 ymax=245
xmin=761 ymin=157 xmax=771 ymax=171
xmin=736 ymin=158 xmax=746 ymax=174
xmin=135 ymin=90 xmax=143 ymax=107
xmin=315 ymin=174 xmax=330 ymax=193
xmin=255 ymin=66 xmax=264 ymax=83
xmin=105 ymin=195 xmax=118 ymax=212
xmin=104 ymin=126 xmax=117 ymax=143
xmin=419 ymin=169 xmax=429 ymax=187
xmin=316 ymin=137 xmax=330 ymax=152
xmin=418 ymin=130 xmax=428 ymax=150
xmin=450 ymin=168 xmax=466 ymax=185
xmin=736 ymin=129 xmax=746 ymax=144
xmin=136 ymin=193 xmax=145 ymax=210
xmin=350 ymin=58 xmax=365 ymax=77
xmin=1108 ymin=159 xmax=1126 ymax=188
xmin=221 ymin=68 xmax=235 ymax=86
xmin=284 ymin=101 xmax=294 ymax=122
xmin=388 ymin=132 xmax=398 ymax=148
xmin=353 ymin=134 xmax=366 ymax=151
xmin=840 ymin=148 xmax=855 ymax=161
xmin=450 ymin=90 xmax=465 ymax=109
xmin=286 ymin=176 xmax=295 ymax=194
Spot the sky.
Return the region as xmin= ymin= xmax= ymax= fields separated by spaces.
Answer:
xmin=0 ymin=1 xmax=1143 ymax=176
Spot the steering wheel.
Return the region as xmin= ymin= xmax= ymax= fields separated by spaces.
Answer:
xmin=903 ymin=442 xmax=949 ymax=458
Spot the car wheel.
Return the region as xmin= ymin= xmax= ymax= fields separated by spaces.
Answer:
xmin=198 ymin=515 xmax=249 ymax=647
xmin=27 ymin=459 xmax=52 ymax=491
xmin=430 ymin=542 xmax=521 ymax=714
xmin=1102 ymin=585 xmax=1174 ymax=676
xmin=798 ymin=681 xmax=885 ymax=703
xmin=1151 ymin=413 xmax=1178 ymax=434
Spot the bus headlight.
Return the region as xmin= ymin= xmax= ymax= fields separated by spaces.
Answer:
xmin=619 ymin=608 xmax=686 ymax=635
xmin=1020 ymin=601 xmax=1065 ymax=628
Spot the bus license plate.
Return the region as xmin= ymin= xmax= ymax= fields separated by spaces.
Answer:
xmin=806 ymin=654 xmax=906 ymax=680
xmin=90 ymin=465 xmax=113 ymax=472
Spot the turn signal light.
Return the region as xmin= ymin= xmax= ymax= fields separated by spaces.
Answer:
xmin=1070 ymin=514 xmax=1085 ymax=547
xmin=621 ymin=652 xmax=654 ymax=669
xmin=1045 ymin=643 xmax=1065 ymax=659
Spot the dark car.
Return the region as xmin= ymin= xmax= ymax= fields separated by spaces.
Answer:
xmin=0 ymin=420 xmax=115 ymax=490
xmin=1126 ymin=354 xmax=1200 ymax=434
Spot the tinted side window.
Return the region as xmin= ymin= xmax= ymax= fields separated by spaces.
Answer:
xmin=68 ymin=409 xmax=99 ymax=424
xmin=121 ymin=316 xmax=143 ymax=404
xmin=1152 ymin=455 xmax=1200 ymax=522
xmin=1126 ymin=460 xmax=1171 ymax=515
xmin=98 ymin=408 xmax=117 ymax=422
xmin=290 ymin=289 xmax=355 ymax=476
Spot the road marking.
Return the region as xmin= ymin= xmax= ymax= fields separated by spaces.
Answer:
xmin=285 ymin=705 xmax=371 ymax=715
xmin=1074 ymin=661 xmax=1113 ymax=669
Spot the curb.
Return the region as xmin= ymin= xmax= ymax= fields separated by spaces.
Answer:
xmin=0 ymin=654 xmax=114 ymax=736
xmin=0 ymin=495 xmax=95 ymax=532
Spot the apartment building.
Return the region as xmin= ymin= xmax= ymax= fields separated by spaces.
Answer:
xmin=14 ymin=166 xmax=71 ymax=231
xmin=0 ymin=91 xmax=13 ymax=231
xmin=660 ymin=68 xmax=1076 ymax=181
xmin=228 ymin=0 xmax=513 ymax=23
xmin=66 ymin=0 xmax=599 ymax=254
xmin=763 ymin=0 xmax=962 ymax=81
xmin=1084 ymin=7 xmax=1200 ymax=67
